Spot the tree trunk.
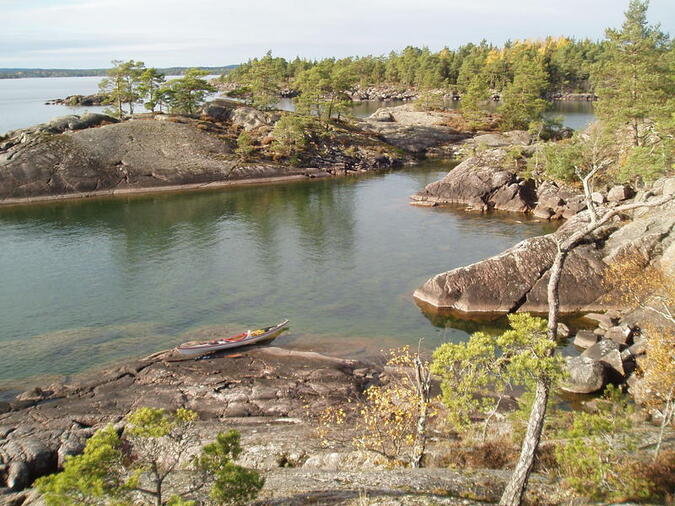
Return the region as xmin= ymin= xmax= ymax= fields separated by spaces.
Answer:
xmin=654 ymin=390 xmax=673 ymax=461
xmin=499 ymin=381 xmax=549 ymax=506
xmin=411 ymin=399 xmax=428 ymax=468
xmin=411 ymin=357 xmax=431 ymax=469
xmin=499 ymin=192 xmax=674 ymax=503
xmin=632 ymin=118 xmax=640 ymax=147
xmin=501 ymin=245 xmax=567 ymax=505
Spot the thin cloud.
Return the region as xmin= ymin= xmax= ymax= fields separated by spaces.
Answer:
xmin=2 ymin=0 xmax=673 ymax=67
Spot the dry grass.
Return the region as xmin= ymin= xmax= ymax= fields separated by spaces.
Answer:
xmin=444 ymin=436 xmax=518 ymax=470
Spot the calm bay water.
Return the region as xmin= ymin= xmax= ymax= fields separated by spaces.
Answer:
xmin=0 ymin=76 xmax=595 ymax=134
xmin=0 ymin=164 xmax=558 ymax=388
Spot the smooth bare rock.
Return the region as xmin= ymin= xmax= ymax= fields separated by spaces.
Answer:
xmin=303 ymin=451 xmax=390 ymax=471
xmin=368 ymin=109 xmax=395 ymax=122
xmin=366 ymin=103 xmax=449 ymax=127
xmin=562 ymin=199 xmax=587 ymax=219
xmin=557 ymin=322 xmax=571 ymax=339
xmin=0 ymin=119 xmax=297 ymax=200
xmin=0 ymin=346 xmax=372 ymax=491
xmin=602 ymin=201 xmax=675 ymax=265
xmin=581 ymin=339 xmax=621 ymax=360
xmin=533 ymin=203 xmax=554 ymax=219
xmin=467 ymin=130 xmax=532 ymax=148
xmin=200 ymin=98 xmax=241 ymax=121
xmin=361 ymin=122 xmax=466 ymax=154
xmin=663 ymin=177 xmax=675 ymax=196
xmin=581 ymin=339 xmax=626 ymax=377
xmin=583 ymin=312 xmax=618 ymax=330
xmin=627 ymin=374 xmax=656 ymax=406
xmin=562 ymin=356 xmax=607 ymax=394
xmin=573 ymin=330 xmax=599 ymax=349
xmin=628 ymin=335 xmax=647 ymax=356
xmin=600 ymin=349 xmax=625 ymax=376
xmin=361 ymin=104 xmax=470 ymax=154
xmin=231 ymin=106 xmax=276 ymax=131
xmin=414 ymin=233 xmax=609 ymax=315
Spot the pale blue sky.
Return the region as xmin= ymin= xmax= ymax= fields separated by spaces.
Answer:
xmin=1 ymin=0 xmax=673 ymax=68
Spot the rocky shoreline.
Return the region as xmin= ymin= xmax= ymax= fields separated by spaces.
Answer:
xmin=413 ymin=159 xmax=674 ymax=316
xmin=0 ymin=101 xmax=414 ymax=204
xmin=215 ymin=81 xmax=597 ymax=104
xmin=0 ymin=345 xmax=562 ymax=505
xmin=0 ymin=347 xmax=374 ymax=491
xmin=0 ymin=101 xmax=507 ymax=205
xmin=44 ymin=93 xmax=108 ymax=107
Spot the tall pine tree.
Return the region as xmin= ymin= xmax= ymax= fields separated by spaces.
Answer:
xmin=593 ymin=0 xmax=673 ymax=147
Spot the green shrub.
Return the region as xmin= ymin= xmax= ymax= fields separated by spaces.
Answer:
xmin=527 ymin=139 xmax=582 ymax=181
xmin=271 ymin=115 xmax=313 ymax=159
xmin=235 ymin=131 xmax=256 ymax=161
xmin=614 ymin=140 xmax=673 ymax=185
xmin=35 ymin=408 xmax=264 ymax=505
xmin=551 ymin=387 xmax=657 ymax=502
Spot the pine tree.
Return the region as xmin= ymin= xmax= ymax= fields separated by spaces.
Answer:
xmin=161 ymin=69 xmax=215 ymax=115
xmin=138 ymin=68 xmax=166 ymax=113
xmin=99 ymin=60 xmax=146 ymax=118
xmin=243 ymin=51 xmax=283 ymax=110
xmin=593 ymin=0 xmax=673 ymax=147
xmin=498 ymin=56 xmax=550 ymax=131
xmin=461 ymin=75 xmax=490 ymax=130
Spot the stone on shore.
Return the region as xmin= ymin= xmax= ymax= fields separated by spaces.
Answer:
xmin=607 ymin=185 xmax=634 ymax=202
xmin=562 ymin=356 xmax=607 ymax=394
xmin=581 ymin=339 xmax=625 ymax=377
xmin=573 ymin=330 xmax=599 ymax=349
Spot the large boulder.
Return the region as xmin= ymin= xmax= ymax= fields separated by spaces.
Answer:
xmin=573 ymin=330 xmax=599 ymax=349
xmin=581 ymin=339 xmax=626 ymax=377
xmin=607 ymin=185 xmax=634 ymax=202
xmin=231 ymin=106 xmax=276 ymax=131
xmin=414 ymin=197 xmax=674 ymax=316
xmin=414 ymin=228 xmax=610 ymax=315
xmin=201 ymin=99 xmax=276 ymax=131
xmin=562 ymin=356 xmax=607 ymax=394
xmin=464 ymin=130 xmax=532 ymax=148
xmin=410 ymin=150 xmax=536 ymax=212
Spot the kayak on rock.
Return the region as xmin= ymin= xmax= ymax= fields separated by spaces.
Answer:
xmin=176 ymin=320 xmax=289 ymax=356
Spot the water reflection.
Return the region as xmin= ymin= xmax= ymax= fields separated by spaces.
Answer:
xmin=0 ymin=165 xmax=557 ymax=383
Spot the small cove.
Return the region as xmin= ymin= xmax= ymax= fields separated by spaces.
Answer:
xmin=0 ymin=162 xmax=559 ymax=389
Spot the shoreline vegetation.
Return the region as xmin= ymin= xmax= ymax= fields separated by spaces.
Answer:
xmin=1 ymin=1 xmax=673 ymax=504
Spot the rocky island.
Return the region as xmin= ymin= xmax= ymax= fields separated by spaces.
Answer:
xmin=2 ymin=1 xmax=674 ymax=504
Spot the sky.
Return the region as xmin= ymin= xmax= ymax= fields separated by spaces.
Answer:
xmin=1 ymin=0 xmax=674 ymax=68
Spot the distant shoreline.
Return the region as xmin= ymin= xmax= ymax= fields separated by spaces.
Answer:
xmin=0 ymin=66 xmax=237 ymax=80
